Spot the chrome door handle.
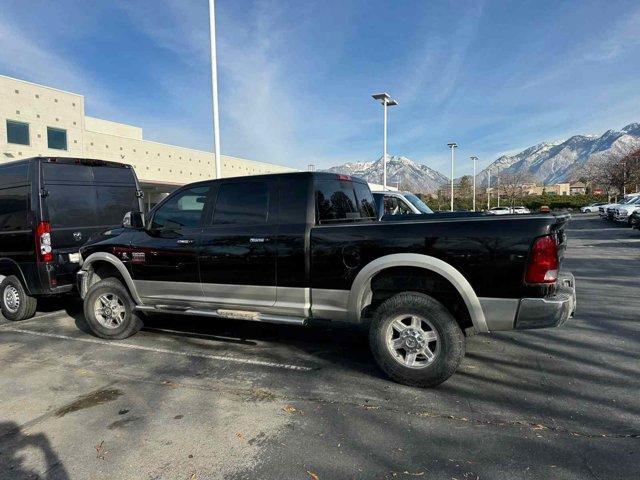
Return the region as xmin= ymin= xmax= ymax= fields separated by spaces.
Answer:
xmin=249 ymin=237 xmax=270 ymax=243
xmin=176 ymin=239 xmax=195 ymax=245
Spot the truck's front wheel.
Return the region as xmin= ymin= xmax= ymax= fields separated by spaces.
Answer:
xmin=84 ymin=278 xmax=143 ymax=340
xmin=369 ymin=292 xmax=465 ymax=388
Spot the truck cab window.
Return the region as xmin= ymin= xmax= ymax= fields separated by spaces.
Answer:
xmin=151 ymin=186 xmax=209 ymax=231
xmin=213 ymin=181 xmax=269 ymax=225
xmin=316 ymin=180 xmax=361 ymax=223
xmin=353 ymin=182 xmax=376 ymax=219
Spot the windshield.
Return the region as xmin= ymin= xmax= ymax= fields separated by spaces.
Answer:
xmin=403 ymin=193 xmax=433 ymax=214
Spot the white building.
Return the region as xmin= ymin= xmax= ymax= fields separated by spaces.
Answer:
xmin=0 ymin=75 xmax=296 ymax=205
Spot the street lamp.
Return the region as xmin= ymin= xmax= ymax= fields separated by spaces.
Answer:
xmin=208 ymin=0 xmax=222 ymax=179
xmin=372 ymin=93 xmax=398 ymax=189
xmin=622 ymin=161 xmax=627 ymax=196
xmin=470 ymin=156 xmax=478 ymax=211
xmin=447 ymin=143 xmax=458 ymax=211
xmin=496 ymin=168 xmax=501 ymax=207
xmin=487 ymin=168 xmax=491 ymax=209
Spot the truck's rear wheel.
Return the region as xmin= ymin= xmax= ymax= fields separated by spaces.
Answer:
xmin=369 ymin=292 xmax=465 ymax=388
xmin=83 ymin=278 xmax=143 ymax=339
xmin=1 ymin=276 xmax=37 ymax=321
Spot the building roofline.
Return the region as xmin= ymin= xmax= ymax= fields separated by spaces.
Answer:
xmin=0 ymin=74 xmax=84 ymax=98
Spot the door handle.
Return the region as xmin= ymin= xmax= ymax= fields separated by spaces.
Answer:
xmin=176 ymin=239 xmax=195 ymax=245
xmin=249 ymin=237 xmax=270 ymax=243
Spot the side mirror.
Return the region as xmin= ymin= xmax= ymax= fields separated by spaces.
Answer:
xmin=123 ymin=211 xmax=145 ymax=229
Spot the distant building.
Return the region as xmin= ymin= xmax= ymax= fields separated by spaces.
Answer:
xmin=522 ymin=182 xmax=570 ymax=196
xmin=0 ymin=75 xmax=296 ymax=205
xmin=570 ymin=182 xmax=587 ymax=195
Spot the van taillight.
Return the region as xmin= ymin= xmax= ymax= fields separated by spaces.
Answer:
xmin=525 ymin=235 xmax=558 ymax=284
xmin=36 ymin=221 xmax=53 ymax=263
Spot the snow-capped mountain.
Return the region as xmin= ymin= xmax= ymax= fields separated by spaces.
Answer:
xmin=477 ymin=123 xmax=640 ymax=185
xmin=325 ymin=155 xmax=448 ymax=193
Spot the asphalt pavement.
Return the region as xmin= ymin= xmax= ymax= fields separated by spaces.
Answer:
xmin=0 ymin=214 xmax=638 ymax=479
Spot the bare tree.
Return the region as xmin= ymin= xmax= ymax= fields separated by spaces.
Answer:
xmin=496 ymin=171 xmax=534 ymax=207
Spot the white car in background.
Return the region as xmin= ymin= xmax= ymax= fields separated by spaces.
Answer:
xmin=512 ymin=206 xmax=531 ymax=214
xmin=487 ymin=207 xmax=513 ymax=215
xmin=599 ymin=194 xmax=640 ymax=220
xmin=580 ymin=202 xmax=605 ymax=213
xmin=614 ymin=196 xmax=640 ymax=225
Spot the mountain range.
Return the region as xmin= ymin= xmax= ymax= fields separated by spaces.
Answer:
xmin=325 ymin=155 xmax=449 ymax=193
xmin=325 ymin=123 xmax=640 ymax=193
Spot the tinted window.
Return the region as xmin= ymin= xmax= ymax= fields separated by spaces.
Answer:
xmin=353 ymin=182 xmax=376 ymax=219
xmin=213 ymin=182 xmax=269 ymax=225
xmin=0 ymin=186 xmax=30 ymax=231
xmin=92 ymin=165 xmax=136 ymax=184
xmin=6 ymin=120 xmax=29 ymax=145
xmin=0 ymin=163 xmax=29 ymax=187
xmin=279 ymin=177 xmax=308 ymax=224
xmin=43 ymin=162 xmax=92 ymax=182
xmin=47 ymin=127 xmax=67 ymax=150
xmin=96 ymin=186 xmax=140 ymax=225
xmin=152 ymin=186 xmax=209 ymax=230
xmin=315 ymin=180 xmax=359 ymax=223
xmin=47 ymin=185 xmax=98 ymax=228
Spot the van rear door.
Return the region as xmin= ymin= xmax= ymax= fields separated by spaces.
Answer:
xmin=40 ymin=159 xmax=142 ymax=288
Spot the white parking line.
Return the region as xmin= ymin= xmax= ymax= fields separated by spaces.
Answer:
xmin=1 ymin=326 xmax=313 ymax=372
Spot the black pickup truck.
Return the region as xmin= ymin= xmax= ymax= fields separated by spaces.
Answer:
xmin=77 ymin=172 xmax=576 ymax=387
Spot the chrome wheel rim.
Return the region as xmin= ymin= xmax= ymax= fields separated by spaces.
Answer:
xmin=3 ymin=285 xmax=20 ymax=314
xmin=94 ymin=293 xmax=126 ymax=329
xmin=386 ymin=314 xmax=440 ymax=369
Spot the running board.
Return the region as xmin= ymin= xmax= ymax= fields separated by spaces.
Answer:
xmin=135 ymin=305 xmax=307 ymax=326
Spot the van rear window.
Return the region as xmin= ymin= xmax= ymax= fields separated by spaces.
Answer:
xmin=0 ymin=186 xmax=30 ymax=231
xmin=46 ymin=185 xmax=138 ymax=228
xmin=42 ymin=162 xmax=92 ymax=182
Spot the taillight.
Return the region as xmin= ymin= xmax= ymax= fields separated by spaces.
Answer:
xmin=525 ymin=235 xmax=558 ymax=284
xmin=36 ymin=221 xmax=53 ymax=263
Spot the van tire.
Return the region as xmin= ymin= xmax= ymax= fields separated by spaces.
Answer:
xmin=369 ymin=292 xmax=465 ymax=388
xmin=0 ymin=275 xmax=37 ymax=321
xmin=83 ymin=278 xmax=143 ymax=339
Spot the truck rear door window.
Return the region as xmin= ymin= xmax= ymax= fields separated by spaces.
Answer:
xmin=213 ymin=182 xmax=269 ymax=225
xmin=315 ymin=180 xmax=360 ymax=223
xmin=353 ymin=182 xmax=376 ymax=219
xmin=0 ymin=186 xmax=30 ymax=231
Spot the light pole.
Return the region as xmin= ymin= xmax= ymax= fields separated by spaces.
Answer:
xmin=487 ymin=168 xmax=491 ymax=209
xmin=372 ymin=93 xmax=398 ymax=189
xmin=470 ymin=156 xmax=478 ymax=211
xmin=622 ymin=161 xmax=627 ymax=196
xmin=208 ymin=0 xmax=222 ymax=179
xmin=496 ymin=169 xmax=501 ymax=207
xmin=447 ymin=143 xmax=458 ymax=211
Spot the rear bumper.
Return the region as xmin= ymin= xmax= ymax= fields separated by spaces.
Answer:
xmin=480 ymin=272 xmax=576 ymax=331
xmin=515 ymin=272 xmax=576 ymax=330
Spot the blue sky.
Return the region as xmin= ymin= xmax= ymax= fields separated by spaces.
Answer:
xmin=1 ymin=0 xmax=639 ymax=175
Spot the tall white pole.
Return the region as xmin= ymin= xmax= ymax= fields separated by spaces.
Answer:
xmin=383 ymin=98 xmax=388 ymax=189
xmin=487 ymin=168 xmax=491 ymax=209
xmin=450 ymin=147 xmax=455 ymax=212
xmin=208 ymin=0 xmax=222 ymax=179
xmin=497 ymin=169 xmax=501 ymax=207
xmin=471 ymin=156 xmax=477 ymax=212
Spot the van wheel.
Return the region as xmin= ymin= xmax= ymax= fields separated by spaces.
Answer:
xmin=83 ymin=278 xmax=143 ymax=339
xmin=1 ymin=276 xmax=37 ymax=321
xmin=369 ymin=292 xmax=465 ymax=388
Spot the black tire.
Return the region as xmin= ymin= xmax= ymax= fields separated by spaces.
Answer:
xmin=83 ymin=278 xmax=143 ymax=339
xmin=369 ymin=292 xmax=465 ymax=388
xmin=0 ymin=275 xmax=37 ymax=321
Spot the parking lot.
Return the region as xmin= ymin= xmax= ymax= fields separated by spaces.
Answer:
xmin=0 ymin=213 xmax=638 ymax=480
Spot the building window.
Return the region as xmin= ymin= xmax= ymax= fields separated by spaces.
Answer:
xmin=6 ymin=120 xmax=30 ymax=145
xmin=47 ymin=127 xmax=67 ymax=150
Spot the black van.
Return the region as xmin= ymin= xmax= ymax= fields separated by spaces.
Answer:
xmin=0 ymin=157 xmax=144 ymax=320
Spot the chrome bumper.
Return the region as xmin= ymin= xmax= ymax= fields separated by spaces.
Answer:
xmin=515 ymin=272 xmax=576 ymax=330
